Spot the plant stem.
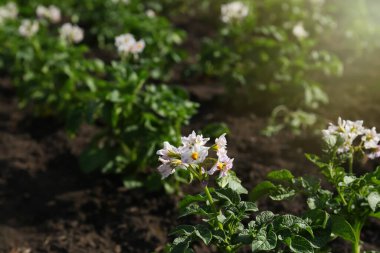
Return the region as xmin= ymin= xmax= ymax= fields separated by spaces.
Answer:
xmin=204 ymin=185 xmax=224 ymax=231
xmin=352 ymin=221 xmax=363 ymax=253
xmin=349 ymin=152 xmax=354 ymax=174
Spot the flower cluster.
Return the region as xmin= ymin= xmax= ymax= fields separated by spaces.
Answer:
xmin=59 ymin=23 xmax=84 ymax=44
xmin=0 ymin=2 xmax=18 ymax=24
xmin=322 ymin=117 xmax=380 ymax=158
xmin=157 ymin=132 xmax=234 ymax=179
xmin=18 ymin=19 xmax=39 ymax=38
xmin=292 ymin=22 xmax=309 ymax=39
xmin=220 ymin=1 xmax=249 ymax=23
xmin=36 ymin=5 xmax=61 ymax=24
xmin=114 ymin=33 xmax=145 ymax=56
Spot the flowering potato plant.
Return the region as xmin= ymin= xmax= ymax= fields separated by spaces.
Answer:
xmin=0 ymin=1 xmax=197 ymax=185
xmin=252 ymin=118 xmax=380 ymax=253
xmin=158 ymin=132 xmax=319 ymax=252
xmin=174 ymin=0 xmax=342 ymax=134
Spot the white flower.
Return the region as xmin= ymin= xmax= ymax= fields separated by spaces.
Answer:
xmin=36 ymin=5 xmax=61 ymax=23
xmin=292 ymin=22 xmax=309 ymax=39
xmin=157 ymin=162 xmax=175 ymax=179
xmin=18 ymin=19 xmax=39 ymax=38
xmin=60 ymin=23 xmax=84 ymax=43
xmin=0 ymin=2 xmax=18 ymax=24
xmin=322 ymin=117 xmax=366 ymax=154
xmin=115 ymin=33 xmax=145 ymax=56
xmin=221 ymin=1 xmax=249 ymax=23
xmin=180 ymin=144 xmax=209 ymax=164
xmin=368 ymin=146 xmax=380 ymax=160
xmin=146 ymin=9 xmax=156 ymax=18
xmin=344 ymin=120 xmax=365 ymax=139
xmin=181 ymin=131 xmax=210 ymax=148
xmin=130 ymin=40 xmax=146 ymax=54
xmin=156 ymin=141 xmax=186 ymax=178
xmin=208 ymin=152 xmax=234 ymax=178
xmin=362 ymin=127 xmax=380 ymax=150
xmin=156 ymin=141 xmax=180 ymax=160
xmin=215 ymin=133 xmax=227 ymax=151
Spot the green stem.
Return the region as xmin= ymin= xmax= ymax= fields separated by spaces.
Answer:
xmin=352 ymin=221 xmax=363 ymax=253
xmin=349 ymin=152 xmax=354 ymax=175
xmin=204 ymin=185 xmax=224 ymax=231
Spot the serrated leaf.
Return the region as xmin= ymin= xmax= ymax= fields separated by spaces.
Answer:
xmin=194 ymin=225 xmax=212 ymax=245
xmin=367 ymin=192 xmax=380 ymax=212
xmin=331 ymin=215 xmax=356 ymax=243
xmin=267 ymin=169 xmax=294 ymax=181
xmin=288 ymin=235 xmax=314 ymax=253
xmin=250 ymin=181 xmax=276 ymax=201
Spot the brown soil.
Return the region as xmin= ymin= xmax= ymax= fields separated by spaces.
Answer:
xmin=1 ymin=75 xmax=379 ymax=253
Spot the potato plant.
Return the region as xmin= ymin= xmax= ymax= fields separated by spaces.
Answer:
xmin=252 ymin=118 xmax=380 ymax=252
xmin=158 ymin=132 xmax=320 ymax=252
xmin=0 ymin=2 xmax=197 ymax=186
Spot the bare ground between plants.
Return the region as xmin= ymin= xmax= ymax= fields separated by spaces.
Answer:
xmin=0 ymin=79 xmax=379 ymax=253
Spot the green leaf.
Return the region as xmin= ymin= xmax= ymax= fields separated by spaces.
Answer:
xmin=250 ymin=181 xmax=276 ymax=201
xmin=267 ymin=169 xmax=294 ymax=181
xmin=195 ymin=225 xmax=212 ymax=245
xmin=170 ymin=225 xmax=195 ymax=236
xmin=370 ymin=212 xmax=380 ymax=219
xmin=305 ymin=153 xmax=326 ymax=168
xmin=79 ymin=146 xmax=111 ymax=173
xmin=251 ymin=227 xmax=277 ymax=252
xmin=331 ymin=215 xmax=356 ymax=243
xmin=304 ymin=209 xmax=329 ymax=228
xmin=179 ymin=194 xmax=206 ymax=209
xmin=256 ymin=211 xmax=275 ymax=226
xmin=217 ymin=171 xmax=248 ymax=194
xmin=171 ymin=237 xmax=191 ymax=253
xmin=214 ymin=188 xmax=241 ymax=205
xmin=179 ymin=204 xmax=207 ymax=218
xmin=367 ymin=192 xmax=380 ymax=212
xmin=288 ymin=235 xmax=314 ymax=253
xmin=122 ymin=178 xmax=143 ymax=189
xmin=240 ymin=201 xmax=259 ymax=212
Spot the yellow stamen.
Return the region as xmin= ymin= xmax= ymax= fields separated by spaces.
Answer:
xmin=191 ymin=152 xmax=199 ymax=160
xmin=217 ymin=162 xmax=224 ymax=170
